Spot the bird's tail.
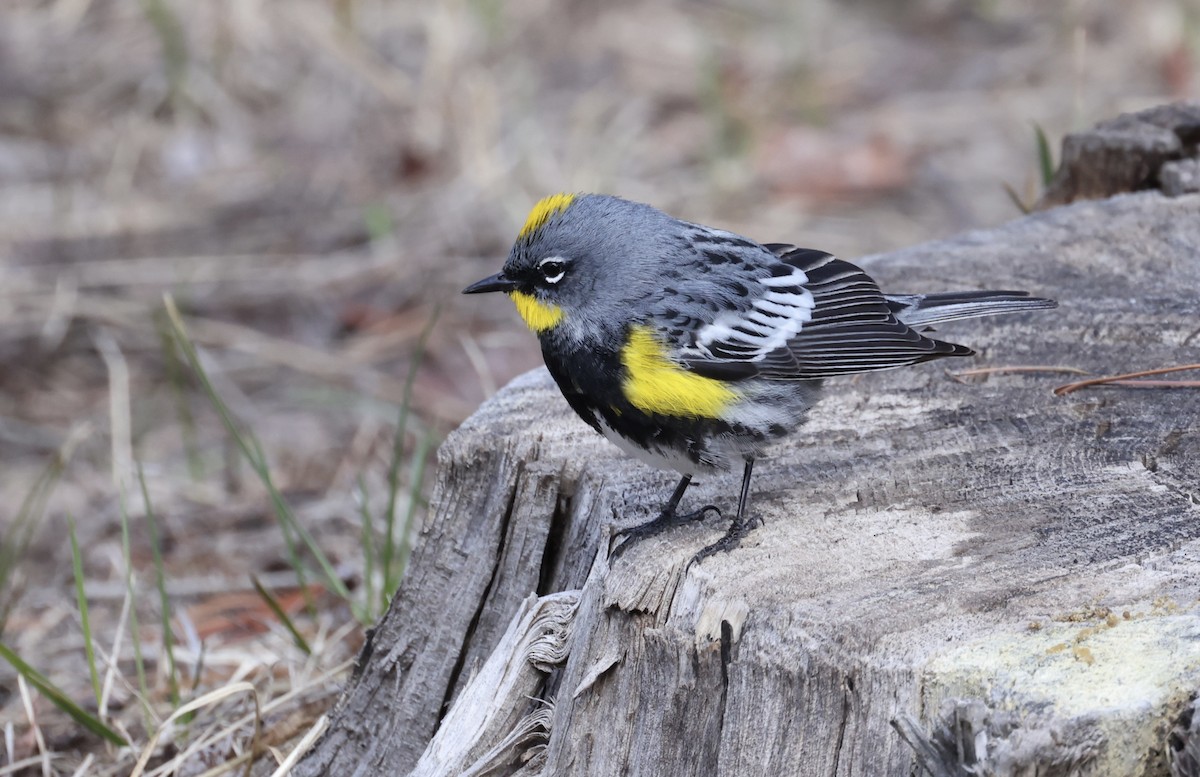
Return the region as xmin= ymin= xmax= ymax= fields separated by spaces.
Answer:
xmin=886 ymin=290 xmax=1057 ymax=328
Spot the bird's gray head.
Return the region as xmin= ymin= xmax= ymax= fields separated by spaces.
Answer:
xmin=462 ymin=193 xmax=682 ymax=343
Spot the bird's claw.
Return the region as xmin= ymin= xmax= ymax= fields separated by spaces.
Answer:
xmin=686 ymin=514 xmax=762 ymax=570
xmin=608 ymin=504 xmax=722 ymax=561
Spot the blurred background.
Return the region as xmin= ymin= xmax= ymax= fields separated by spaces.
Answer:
xmin=0 ymin=0 xmax=1195 ymax=772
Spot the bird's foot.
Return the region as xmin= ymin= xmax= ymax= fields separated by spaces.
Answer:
xmin=688 ymin=513 xmax=762 ymax=568
xmin=609 ymin=504 xmax=722 ymax=560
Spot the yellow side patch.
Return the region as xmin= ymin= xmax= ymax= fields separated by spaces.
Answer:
xmin=510 ymin=291 xmax=564 ymax=332
xmin=518 ymin=193 xmax=576 ymax=240
xmin=621 ymin=326 xmax=737 ymax=418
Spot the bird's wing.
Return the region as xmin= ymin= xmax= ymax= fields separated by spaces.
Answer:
xmin=660 ymin=243 xmax=969 ymax=381
xmin=644 ymin=236 xmax=812 ymax=380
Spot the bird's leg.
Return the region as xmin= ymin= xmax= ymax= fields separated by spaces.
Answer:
xmin=691 ymin=457 xmax=759 ymax=565
xmin=609 ymin=474 xmax=721 ymax=559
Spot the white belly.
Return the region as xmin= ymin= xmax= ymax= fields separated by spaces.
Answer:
xmin=596 ymin=418 xmax=712 ymax=475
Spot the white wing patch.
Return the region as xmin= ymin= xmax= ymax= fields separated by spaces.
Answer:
xmin=693 ymin=265 xmax=815 ymax=361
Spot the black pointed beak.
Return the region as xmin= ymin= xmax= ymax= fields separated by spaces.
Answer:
xmin=462 ymin=272 xmax=518 ymax=295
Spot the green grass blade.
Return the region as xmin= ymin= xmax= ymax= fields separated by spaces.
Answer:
xmin=0 ymin=642 xmax=128 ymax=746
xmin=156 ymin=310 xmax=203 ymax=480
xmin=189 ymin=641 xmax=207 ymax=695
xmin=1034 ymin=122 xmax=1055 ymax=186
xmin=119 ymin=495 xmax=151 ymax=723
xmin=138 ymin=465 xmax=181 ymax=707
xmin=388 ymin=430 xmax=437 ymax=600
xmin=356 ymin=477 xmax=377 ymax=619
xmin=0 ymin=444 xmax=71 ymax=636
xmin=382 ymin=305 xmax=440 ymax=610
xmin=67 ymin=514 xmax=103 ymax=708
xmin=161 ymin=295 xmax=350 ymax=611
xmin=250 ymin=576 xmax=312 ymax=655
xmin=137 ymin=0 xmax=188 ymax=110
xmin=362 ymin=202 xmax=394 ymax=242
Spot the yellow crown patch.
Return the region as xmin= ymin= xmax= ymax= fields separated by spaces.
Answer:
xmin=518 ymin=193 xmax=576 ymax=240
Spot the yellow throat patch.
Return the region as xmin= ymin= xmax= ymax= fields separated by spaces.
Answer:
xmin=621 ymin=326 xmax=737 ymax=418
xmin=519 ymin=193 xmax=576 ymax=240
xmin=510 ymin=291 xmax=564 ymax=332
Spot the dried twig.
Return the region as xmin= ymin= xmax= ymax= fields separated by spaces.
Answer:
xmin=948 ymin=365 xmax=1090 ymax=384
xmin=1053 ymin=364 xmax=1200 ymax=396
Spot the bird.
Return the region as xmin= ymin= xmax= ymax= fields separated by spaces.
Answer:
xmin=463 ymin=193 xmax=1056 ymax=563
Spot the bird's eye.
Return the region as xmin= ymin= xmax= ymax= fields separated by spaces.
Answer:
xmin=538 ymin=257 xmax=568 ymax=284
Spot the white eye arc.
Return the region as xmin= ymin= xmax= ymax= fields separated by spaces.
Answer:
xmin=538 ymin=256 xmax=568 ymax=284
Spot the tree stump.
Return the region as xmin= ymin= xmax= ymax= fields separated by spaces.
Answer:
xmin=297 ymin=187 xmax=1200 ymax=775
xmin=1036 ymin=101 xmax=1200 ymax=207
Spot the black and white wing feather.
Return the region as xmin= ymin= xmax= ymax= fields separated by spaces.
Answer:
xmin=667 ymin=244 xmax=973 ymax=381
xmin=753 ymin=245 xmax=973 ymax=378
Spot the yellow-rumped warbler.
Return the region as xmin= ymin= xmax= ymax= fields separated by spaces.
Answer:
xmin=464 ymin=193 xmax=1056 ymax=562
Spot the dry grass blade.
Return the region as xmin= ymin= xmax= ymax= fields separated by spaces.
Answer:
xmin=189 ymin=752 xmax=253 ymax=777
xmin=17 ymin=675 xmax=53 ymax=776
xmin=284 ymin=5 xmax=414 ymax=106
xmin=140 ymin=659 xmax=352 ymax=777
xmin=0 ymin=754 xmax=59 ymax=777
xmin=68 ymin=754 xmax=95 ymax=777
xmin=1001 ymin=180 xmax=1034 ymax=215
xmin=268 ymin=714 xmax=329 ymax=777
xmin=166 ymin=304 xmax=470 ymax=421
xmin=128 ymin=681 xmax=261 ymax=777
xmin=14 ymin=291 xmax=474 ymax=421
xmin=1053 ymin=364 xmax=1200 ymax=396
xmin=91 ymin=328 xmax=133 ymax=492
xmin=99 ymin=582 xmax=134 ymax=720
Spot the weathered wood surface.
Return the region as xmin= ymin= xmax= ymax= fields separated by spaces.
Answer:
xmin=407 ymin=591 xmax=579 ymax=776
xmin=297 ymin=190 xmax=1200 ymax=777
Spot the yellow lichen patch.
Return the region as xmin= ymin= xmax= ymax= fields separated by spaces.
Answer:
xmin=1054 ymin=605 xmax=1113 ymax=623
xmin=510 ymin=291 xmax=564 ymax=332
xmin=518 ymin=193 xmax=576 ymax=240
xmin=1151 ymin=596 xmax=1180 ymax=615
xmin=620 ymin=325 xmax=737 ymax=418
